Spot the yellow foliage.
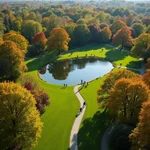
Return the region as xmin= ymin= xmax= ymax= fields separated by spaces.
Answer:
xmin=47 ymin=28 xmax=70 ymax=52
xmin=0 ymin=82 xmax=43 ymax=149
xmin=3 ymin=31 xmax=28 ymax=51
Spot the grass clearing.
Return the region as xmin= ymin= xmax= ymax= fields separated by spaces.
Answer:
xmin=25 ymin=44 xmax=141 ymax=150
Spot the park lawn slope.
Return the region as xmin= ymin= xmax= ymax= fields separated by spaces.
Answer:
xmin=26 ymin=58 xmax=80 ymax=150
xmin=58 ymin=44 xmax=141 ymax=69
xmin=78 ymin=68 xmax=121 ymax=150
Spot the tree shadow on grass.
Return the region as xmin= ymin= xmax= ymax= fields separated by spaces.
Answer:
xmin=78 ymin=110 xmax=113 ymax=150
xmin=26 ymin=53 xmax=58 ymax=72
xmin=126 ymin=61 xmax=142 ymax=69
xmin=105 ymin=50 xmax=129 ymax=62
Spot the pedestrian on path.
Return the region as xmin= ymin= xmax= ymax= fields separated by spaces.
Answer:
xmin=83 ymin=102 xmax=86 ymax=108
xmin=79 ymin=107 xmax=82 ymax=113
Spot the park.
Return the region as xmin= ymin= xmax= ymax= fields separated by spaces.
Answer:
xmin=0 ymin=1 xmax=150 ymax=150
xmin=25 ymin=43 xmax=143 ymax=150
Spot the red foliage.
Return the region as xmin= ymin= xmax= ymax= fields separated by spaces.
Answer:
xmin=24 ymin=82 xmax=34 ymax=91
xmin=32 ymin=32 xmax=47 ymax=45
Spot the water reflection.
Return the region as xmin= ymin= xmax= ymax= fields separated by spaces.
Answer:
xmin=39 ymin=58 xmax=114 ymax=85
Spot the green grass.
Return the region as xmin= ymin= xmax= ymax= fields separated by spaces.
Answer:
xmin=26 ymin=57 xmax=80 ymax=150
xmin=58 ymin=44 xmax=141 ymax=69
xmin=25 ymin=44 xmax=141 ymax=150
xmin=78 ymin=68 xmax=120 ymax=150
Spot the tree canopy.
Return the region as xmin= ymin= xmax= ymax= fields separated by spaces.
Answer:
xmin=0 ymin=82 xmax=42 ymax=150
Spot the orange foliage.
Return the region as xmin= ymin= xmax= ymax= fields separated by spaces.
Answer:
xmin=47 ymin=28 xmax=70 ymax=52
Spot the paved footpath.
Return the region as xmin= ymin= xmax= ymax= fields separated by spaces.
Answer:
xmin=70 ymin=85 xmax=86 ymax=150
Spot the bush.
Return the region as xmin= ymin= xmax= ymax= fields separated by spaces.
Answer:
xmin=109 ymin=124 xmax=134 ymax=150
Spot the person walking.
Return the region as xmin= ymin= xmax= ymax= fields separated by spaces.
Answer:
xmin=83 ymin=102 xmax=86 ymax=108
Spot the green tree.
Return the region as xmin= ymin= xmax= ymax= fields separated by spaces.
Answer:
xmin=131 ymin=33 xmax=150 ymax=59
xmin=74 ymin=24 xmax=91 ymax=46
xmin=98 ymin=27 xmax=112 ymax=43
xmin=131 ymin=23 xmax=145 ymax=37
xmin=22 ymin=20 xmax=42 ymax=42
xmin=0 ymin=82 xmax=42 ymax=150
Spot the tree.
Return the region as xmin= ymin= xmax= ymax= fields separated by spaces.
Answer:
xmin=43 ymin=14 xmax=60 ymax=37
xmin=108 ymin=78 xmax=149 ymax=124
xmin=146 ymin=25 xmax=150 ymax=33
xmin=131 ymin=33 xmax=150 ymax=59
xmin=3 ymin=31 xmax=28 ymax=51
xmin=0 ymin=82 xmax=42 ymax=150
xmin=131 ymin=23 xmax=145 ymax=37
xmin=129 ymin=100 xmax=150 ymax=150
xmin=126 ymin=15 xmax=135 ymax=26
xmin=12 ymin=20 xmax=21 ymax=32
xmin=142 ymin=69 xmax=150 ymax=88
xmin=47 ymin=28 xmax=70 ymax=53
xmin=74 ymin=24 xmax=91 ymax=46
xmin=32 ymin=32 xmax=47 ymax=53
xmin=112 ymin=27 xmax=132 ymax=49
xmin=88 ymin=24 xmax=100 ymax=42
xmin=22 ymin=20 xmax=43 ymax=42
xmin=97 ymin=69 xmax=139 ymax=107
xmin=63 ymin=23 xmax=76 ymax=47
xmin=98 ymin=27 xmax=112 ymax=43
xmin=0 ymin=41 xmax=27 ymax=80
xmin=110 ymin=19 xmax=126 ymax=34
xmin=32 ymin=89 xmax=50 ymax=114
xmin=23 ymin=82 xmax=50 ymax=114
xmin=0 ymin=17 xmax=6 ymax=37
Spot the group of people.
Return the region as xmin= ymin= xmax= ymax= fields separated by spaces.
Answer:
xmin=81 ymin=80 xmax=88 ymax=86
xmin=63 ymin=84 xmax=67 ymax=87
xmin=79 ymin=101 xmax=86 ymax=113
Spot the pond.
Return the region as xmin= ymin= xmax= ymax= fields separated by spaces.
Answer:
xmin=39 ymin=58 xmax=114 ymax=85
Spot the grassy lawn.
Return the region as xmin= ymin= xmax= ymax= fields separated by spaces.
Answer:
xmin=58 ymin=44 xmax=141 ymax=69
xmin=26 ymin=57 xmax=80 ymax=150
xmin=78 ymin=68 xmax=121 ymax=150
xmin=25 ymin=44 xmax=141 ymax=150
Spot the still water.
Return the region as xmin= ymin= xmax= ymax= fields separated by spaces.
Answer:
xmin=39 ymin=58 xmax=114 ymax=85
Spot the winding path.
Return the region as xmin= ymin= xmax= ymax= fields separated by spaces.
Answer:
xmin=70 ymin=85 xmax=86 ymax=150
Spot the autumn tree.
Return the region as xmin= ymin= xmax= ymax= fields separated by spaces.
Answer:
xmin=43 ymin=14 xmax=60 ymax=37
xmin=0 ymin=17 xmax=6 ymax=37
xmin=129 ymin=100 xmax=150 ymax=150
xmin=97 ymin=69 xmax=139 ymax=107
xmin=110 ymin=19 xmax=126 ymax=34
xmin=0 ymin=82 xmax=42 ymax=150
xmin=74 ymin=24 xmax=91 ymax=46
xmin=142 ymin=69 xmax=150 ymax=88
xmin=32 ymin=32 xmax=47 ymax=54
xmin=3 ymin=31 xmax=28 ymax=51
xmin=112 ymin=27 xmax=132 ymax=49
xmin=98 ymin=27 xmax=112 ymax=43
xmin=32 ymin=89 xmax=50 ymax=114
xmin=0 ymin=41 xmax=27 ymax=80
xmin=131 ymin=23 xmax=145 ymax=37
xmin=131 ymin=33 xmax=150 ymax=59
xmin=22 ymin=20 xmax=43 ymax=42
xmin=47 ymin=28 xmax=70 ymax=53
xmin=23 ymin=82 xmax=50 ymax=114
xmin=108 ymin=78 xmax=149 ymax=124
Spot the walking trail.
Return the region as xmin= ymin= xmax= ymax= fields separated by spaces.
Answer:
xmin=70 ymin=85 xmax=86 ymax=150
